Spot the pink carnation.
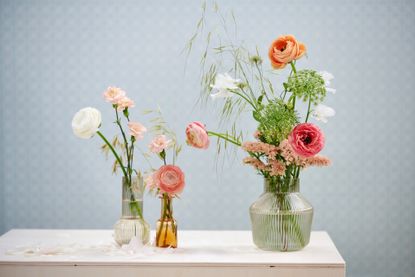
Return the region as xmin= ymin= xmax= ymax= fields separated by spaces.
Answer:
xmin=149 ymin=135 xmax=171 ymax=153
xmin=128 ymin=122 xmax=147 ymax=139
xmin=186 ymin=122 xmax=210 ymax=149
xmin=288 ymin=123 xmax=325 ymax=157
xmin=103 ymin=87 xmax=126 ymax=104
xmin=153 ymin=165 xmax=185 ymax=196
xmin=116 ymin=96 xmax=135 ymax=111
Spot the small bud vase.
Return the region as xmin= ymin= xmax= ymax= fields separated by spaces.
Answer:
xmin=114 ymin=176 xmax=150 ymax=245
xmin=249 ymin=178 xmax=313 ymax=251
xmin=155 ymin=194 xmax=177 ymax=248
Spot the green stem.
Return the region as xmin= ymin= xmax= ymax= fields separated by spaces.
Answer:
xmin=207 ymin=131 xmax=241 ymax=146
xmin=254 ymin=62 xmax=270 ymax=102
xmin=114 ymin=108 xmax=131 ymax=182
xmin=97 ymin=131 xmax=128 ymax=179
xmin=289 ymin=62 xmax=297 ymax=110
xmin=305 ymin=97 xmax=312 ymax=123
xmin=231 ymin=89 xmax=258 ymax=111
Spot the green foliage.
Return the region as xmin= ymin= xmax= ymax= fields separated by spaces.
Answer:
xmin=257 ymin=100 xmax=298 ymax=145
xmin=286 ymin=69 xmax=327 ymax=105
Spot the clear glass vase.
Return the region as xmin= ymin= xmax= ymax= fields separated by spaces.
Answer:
xmin=114 ymin=176 xmax=150 ymax=245
xmin=249 ymin=178 xmax=313 ymax=251
xmin=155 ymin=194 xmax=177 ymax=248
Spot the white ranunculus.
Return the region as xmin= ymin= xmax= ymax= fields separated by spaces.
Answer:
xmin=72 ymin=107 xmax=102 ymax=139
xmin=319 ymin=71 xmax=336 ymax=94
xmin=210 ymin=73 xmax=241 ymax=99
xmin=312 ymin=104 xmax=336 ymax=123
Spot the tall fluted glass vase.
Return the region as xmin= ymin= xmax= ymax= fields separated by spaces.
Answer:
xmin=155 ymin=194 xmax=177 ymax=248
xmin=114 ymin=177 xmax=150 ymax=245
xmin=249 ymin=178 xmax=313 ymax=251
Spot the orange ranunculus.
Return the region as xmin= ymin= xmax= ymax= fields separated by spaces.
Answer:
xmin=268 ymin=35 xmax=306 ymax=69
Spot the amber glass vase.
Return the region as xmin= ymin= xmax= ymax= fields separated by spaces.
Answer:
xmin=155 ymin=194 xmax=177 ymax=248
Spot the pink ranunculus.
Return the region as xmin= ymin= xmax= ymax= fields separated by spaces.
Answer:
xmin=149 ymin=135 xmax=171 ymax=153
xmin=185 ymin=121 xmax=210 ymax=149
xmin=103 ymin=87 xmax=126 ymax=104
xmin=128 ymin=122 xmax=147 ymax=139
xmin=154 ymin=165 xmax=185 ymax=196
xmin=288 ymin=123 xmax=325 ymax=157
xmin=116 ymin=96 xmax=135 ymax=111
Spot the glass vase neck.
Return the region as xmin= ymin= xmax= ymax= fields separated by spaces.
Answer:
xmin=264 ymin=177 xmax=300 ymax=193
xmin=121 ymin=176 xmax=143 ymax=219
xmin=160 ymin=194 xmax=174 ymax=220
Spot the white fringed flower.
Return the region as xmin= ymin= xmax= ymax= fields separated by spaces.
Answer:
xmin=210 ymin=73 xmax=241 ymax=99
xmin=312 ymin=104 xmax=336 ymax=123
xmin=319 ymin=71 xmax=336 ymax=94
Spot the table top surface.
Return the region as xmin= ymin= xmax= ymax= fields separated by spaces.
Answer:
xmin=0 ymin=229 xmax=345 ymax=267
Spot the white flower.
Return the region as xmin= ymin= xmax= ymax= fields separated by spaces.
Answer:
xmin=312 ymin=104 xmax=336 ymax=123
xmin=319 ymin=71 xmax=336 ymax=94
xmin=210 ymin=73 xmax=241 ymax=99
xmin=71 ymin=107 xmax=102 ymax=139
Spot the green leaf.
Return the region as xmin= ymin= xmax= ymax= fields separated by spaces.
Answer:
xmin=253 ymin=111 xmax=262 ymax=122
xmin=123 ymin=109 xmax=129 ymax=118
xmin=257 ymin=94 xmax=264 ymax=105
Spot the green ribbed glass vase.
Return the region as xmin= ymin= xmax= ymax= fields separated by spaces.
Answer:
xmin=249 ymin=178 xmax=313 ymax=251
xmin=113 ymin=177 xmax=150 ymax=245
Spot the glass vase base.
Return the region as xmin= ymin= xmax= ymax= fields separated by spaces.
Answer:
xmin=114 ymin=218 xmax=150 ymax=246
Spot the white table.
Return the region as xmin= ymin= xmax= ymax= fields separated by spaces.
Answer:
xmin=0 ymin=229 xmax=345 ymax=277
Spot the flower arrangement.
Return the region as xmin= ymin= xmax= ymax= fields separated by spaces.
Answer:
xmin=185 ymin=6 xmax=336 ymax=250
xmin=72 ymin=87 xmax=147 ymax=217
xmin=72 ymin=89 xmax=186 ymax=247
xmin=143 ymin=110 xmax=185 ymax=248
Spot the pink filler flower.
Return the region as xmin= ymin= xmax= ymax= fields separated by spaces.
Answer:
xmin=116 ymin=96 xmax=135 ymax=111
xmin=288 ymin=123 xmax=325 ymax=157
xmin=149 ymin=135 xmax=171 ymax=153
xmin=103 ymin=87 xmax=126 ymax=104
xmin=128 ymin=122 xmax=147 ymax=139
xmin=185 ymin=121 xmax=210 ymax=149
xmin=153 ymin=165 xmax=185 ymax=196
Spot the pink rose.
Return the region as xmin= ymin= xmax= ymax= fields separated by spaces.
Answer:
xmin=116 ymin=96 xmax=135 ymax=111
xmin=154 ymin=165 xmax=185 ymax=196
xmin=149 ymin=135 xmax=171 ymax=153
xmin=103 ymin=87 xmax=126 ymax=104
xmin=288 ymin=123 xmax=325 ymax=157
xmin=185 ymin=121 xmax=209 ymax=149
xmin=128 ymin=122 xmax=147 ymax=139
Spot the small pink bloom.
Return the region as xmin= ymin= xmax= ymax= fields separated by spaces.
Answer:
xmin=116 ymin=96 xmax=135 ymax=111
xmin=149 ymin=135 xmax=171 ymax=153
xmin=288 ymin=123 xmax=325 ymax=157
xmin=154 ymin=165 xmax=185 ymax=196
xmin=144 ymin=174 xmax=157 ymax=190
xmin=128 ymin=122 xmax=147 ymax=139
xmin=103 ymin=87 xmax=126 ymax=104
xmin=185 ymin=121 xmax=210 ymax=149
xmin=253 ymin=130 xmax=261 ymax=140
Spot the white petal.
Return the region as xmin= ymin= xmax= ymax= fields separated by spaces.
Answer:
xmin=319 ymin=71 xmax=334 ymax=86
xmin=210 ymin=88 xmax=233 ymax=100
xmin=312 ymin=104 xmax=335 ymax=123
xmin=326 ymin=87 xmax=336 ymax=94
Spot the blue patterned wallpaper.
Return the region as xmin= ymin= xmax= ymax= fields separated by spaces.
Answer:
xmin=1 ymin=0 xmax=415 ymax=276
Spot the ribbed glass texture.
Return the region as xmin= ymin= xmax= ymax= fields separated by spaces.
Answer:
xmin=113 ymin=177 xmax=150 ymax=245
xmin=249 ymin=178 xmax=313 ymax=251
